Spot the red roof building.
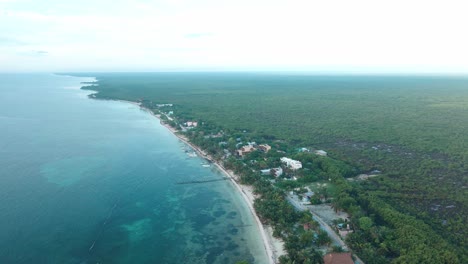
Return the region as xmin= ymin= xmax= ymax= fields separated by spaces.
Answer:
xmin=323 ymin=253 xmax=354 ymax=264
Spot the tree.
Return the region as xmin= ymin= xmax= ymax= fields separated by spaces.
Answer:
xmin=332 ymin=245 xmax=345 ymax=252
xmin=317 ymin=230 xmax=331 ymax=246
xmin=300 ymin=231 xmax=315 ymax=246
xmin=358 ymin=217 xmax=373 ymax=231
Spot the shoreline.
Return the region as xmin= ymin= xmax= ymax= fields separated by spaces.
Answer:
xmin=144 ymin=107 xmax=285 ymax=264
xmin=112 ymin=99 xmax=284 ymax=263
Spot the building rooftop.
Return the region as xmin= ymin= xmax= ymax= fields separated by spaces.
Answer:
xmin=323 ymin=252 xmax=354 ymax=264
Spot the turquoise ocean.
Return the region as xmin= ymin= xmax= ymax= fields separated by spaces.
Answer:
xmin=0 ymin=74 xmax=267 ymax=264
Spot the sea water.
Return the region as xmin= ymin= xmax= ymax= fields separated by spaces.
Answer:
xmin=0 ymin=74 xmax=268 ymax=264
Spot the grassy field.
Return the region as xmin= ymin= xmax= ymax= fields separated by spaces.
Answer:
xmin=77 ymin=72 xmax=468 ymax=261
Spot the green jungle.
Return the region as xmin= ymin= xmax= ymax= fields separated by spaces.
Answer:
xmin=77 ymin=72 xmax=467 ymax=263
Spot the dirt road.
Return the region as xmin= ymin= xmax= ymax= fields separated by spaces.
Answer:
xmin=286 ymin=195 xmax=365 ymax=263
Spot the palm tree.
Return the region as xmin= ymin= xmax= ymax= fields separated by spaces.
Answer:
xmin=297 ymin=248 xmax=324 ymax=264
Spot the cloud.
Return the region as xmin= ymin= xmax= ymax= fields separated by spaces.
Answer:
xmin=0 ymin=0 xmax=467 ymax=73
xmin=0 ymin=37 xmax=27 ymax=46
xmin=3 ymin=10 xmax=52 ymax=22
xmin=15 ymin=50 xmax=49 ymax=57
xmin=185 ymin=33 xmax=214 ymax=39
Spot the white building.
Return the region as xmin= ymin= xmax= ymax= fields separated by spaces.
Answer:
xmin=315 ymin=150 xmax=327 ymax=156
xmin=261 ymin=167 xmax=283 ymax=177
xmin=247 ymin=142 xmax=257 ymax=147
xmin=186 ymin=121 xmax=198 ymax=127
xmin=280 ymin=157 xmax=302 ymax=170
xmin=272 ymin=167 xmax=283 ymax=177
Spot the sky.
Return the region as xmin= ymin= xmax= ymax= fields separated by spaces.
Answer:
xmin=1 ymin=0 xmax=468 ymax=73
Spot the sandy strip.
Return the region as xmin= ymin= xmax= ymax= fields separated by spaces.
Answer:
xmin=213 ymin=165 xmax=286 ymax=264
xmin=139 ymin=105 xmax=285 ymax=264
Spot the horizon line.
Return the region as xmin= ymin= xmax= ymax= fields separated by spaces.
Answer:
xmin=0 ymin=70 xmax=467 ymax=77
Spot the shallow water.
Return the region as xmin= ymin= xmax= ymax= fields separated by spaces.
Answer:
xmin=0 ymin=74 xmax=267 ymax=264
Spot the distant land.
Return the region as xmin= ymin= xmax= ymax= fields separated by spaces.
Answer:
xmin=73 ymin=72 xmax=467 ymax=264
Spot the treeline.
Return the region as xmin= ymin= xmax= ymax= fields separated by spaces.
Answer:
xmin=334 ymin=180 xmax=461 ymax=263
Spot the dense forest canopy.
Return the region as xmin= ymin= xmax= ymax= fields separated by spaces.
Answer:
xmin=81 ymin=73 xmax=467 ymax=158
xmin=76 ymin=72 xmax=467 ymax=262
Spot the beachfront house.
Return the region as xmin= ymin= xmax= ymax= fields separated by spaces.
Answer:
xmin=237 ymin=145 xmax=256 ymax=157
xmin=280 ymin=157 xmax=302 ymax=170
xmin=260 ymin=167 xmax=283 ymax=177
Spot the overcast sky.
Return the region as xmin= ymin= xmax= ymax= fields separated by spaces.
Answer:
xmin=1 ymin=0 xmax=467 ymax=73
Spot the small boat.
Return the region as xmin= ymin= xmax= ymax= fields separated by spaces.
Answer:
xmin=202 ymin=164 xmax=211 ymax=168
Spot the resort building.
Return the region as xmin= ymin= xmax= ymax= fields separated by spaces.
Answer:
xmin=237 ymin=145 xmax=256 ymax=157
xmin=186 ymin=121 xmax=198 ymax=127
xmin=280 ymin=157 xmax=302 ymax=170
xmin=258 ymin=144 xmax=272 ymax=153
xmin=260 ymin=167 xmax=283 ymax=177
xmin=272 ymin=167 xmax=283 ymax=177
